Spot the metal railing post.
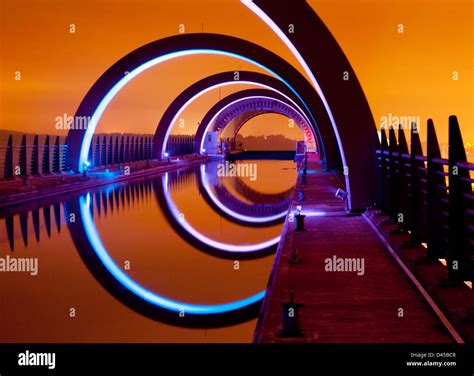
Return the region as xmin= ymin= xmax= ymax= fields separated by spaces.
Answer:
xmin=447 ymin=115 xmax=470 ymax=281
xmin=409 ymin=124 xmax=425 ymax=244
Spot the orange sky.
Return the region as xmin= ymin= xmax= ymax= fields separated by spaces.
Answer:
xmin=0 ymin=0 xmax=472 ymax=147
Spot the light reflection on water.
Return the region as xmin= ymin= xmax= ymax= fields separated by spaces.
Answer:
xmin=0 ymin=160 xmax=296 ymax=342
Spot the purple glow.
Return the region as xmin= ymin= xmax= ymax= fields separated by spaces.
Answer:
xmin=198 ymin=95 xmax=312 ymax=153
xmin=162 ymin=82 xmax=315 ymax=158
xmin=200 ymin=164 xmax=288 ymax=223
xmin=163 ymin=172 xmax=280 ymax=253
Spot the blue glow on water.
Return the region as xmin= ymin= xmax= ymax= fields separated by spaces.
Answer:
xmin=79 ymin=193 xmax=266 ymax=314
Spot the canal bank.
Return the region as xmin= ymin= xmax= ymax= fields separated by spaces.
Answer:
xmin=0 ymin=159 xmax=292 ymax=343
xmin=0 ymin=155 xmax=209 ymax=210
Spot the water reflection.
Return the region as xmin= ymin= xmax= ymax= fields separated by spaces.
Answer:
xmin=3 ymin=203 xmax=63 ymax=251
xmin=156 ymin=169 xmax=281 ymax=257
xmin=0 ymin=160 xmax=296 ymax=337
xmin=199 ymin=163 xmax=292 ymax=226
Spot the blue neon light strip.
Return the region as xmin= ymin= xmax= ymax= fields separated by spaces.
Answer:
xmin=80 ymin=193 xmax=265 ymax=314
xmin=78 ymin=49 xmax=323 ymax=170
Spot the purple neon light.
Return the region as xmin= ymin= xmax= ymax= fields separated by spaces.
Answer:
xmin=163 ymin=172 xmax=280 ymax=253
xmin=162 ymin=82 xmax=315 ymax=158
xmin=198 ymin=95 xmax=311 ymax=153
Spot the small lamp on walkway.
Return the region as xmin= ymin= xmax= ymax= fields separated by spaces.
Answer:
xmin=82 ymin=161 xmax=90 ymax=177
xmin=295 ymin=205 xmax=305 ymax=231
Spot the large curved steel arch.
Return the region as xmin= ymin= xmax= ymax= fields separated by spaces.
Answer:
xmin=154 ymin=70 xmax=321 ymax=160
xmin=244 ymin=0 xmax=377 ymax=209
xmin=69 ymin=22 xmax=376 ymax=210
xmin=218 ymin=109 xmax=315 ymax=152
xmin=194 ymin=89 xmax=316 ymax=153
xmin=67 ymin=34 xmax=340 ymax=173
xmin=211 ymin=92 xmax=314 ymax=143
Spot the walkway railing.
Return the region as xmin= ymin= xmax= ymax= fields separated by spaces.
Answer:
xmin=0 ymin=133 xmax=196 ymax=179
xmin=0 ymin=135 xmax=69 ymax=178
xmin=166 ymin=135 xmax=195 ymax=156
xmin=375 ymin=115 xmax=473 ymax=282
xmin=87 ymin=135 xmax=154 ymax=169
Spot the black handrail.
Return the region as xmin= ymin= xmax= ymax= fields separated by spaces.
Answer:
xmin=376 ymin=116 xmax=473 ymax=282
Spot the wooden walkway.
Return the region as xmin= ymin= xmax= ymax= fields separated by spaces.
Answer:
xmin=254 ymin=155 xmax=454 ymax=343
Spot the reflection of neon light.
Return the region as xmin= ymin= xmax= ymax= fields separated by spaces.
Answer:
xmin=241 ymin=0 xmax=349 ymax=204
xmin=162 ymin=175 xmax=280 ymax=252
xmin=301 ymin=211 xmax=326 ymax=217
xmin=80 ymin=193 xmax=265 ymax=314
xmin=200 ymin=164 xmax=287 ymax=223
xmin=199 ymin=95 xmax=310 ymax=153
xmin=78 ymin=49 xmax=320 ymax=169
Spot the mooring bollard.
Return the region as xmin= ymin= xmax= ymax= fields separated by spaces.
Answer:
xmin=294 ymin=206 xmax=305 ymax=231
xmin=278 ymin=290 xmax=304 ymax=337
xmin=289 ymin=248 xmax=299 ymax=264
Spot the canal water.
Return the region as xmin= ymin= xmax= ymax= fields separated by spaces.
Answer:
xmin=0 ymin=160 xmax=297 ymax=342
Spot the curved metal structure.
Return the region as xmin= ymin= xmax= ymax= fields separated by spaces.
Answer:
xmin=154 ymin=71 xmax=320 ymax=159
xmin=244 ymin=0 xmax=378 ymax=209
xmin=193 ymin=89 xmax=316 ymax=154
xmin=67 ymin=33 xmax=340 ymax=173
xmin=68 ymin=4 xmax=378 ymax=210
